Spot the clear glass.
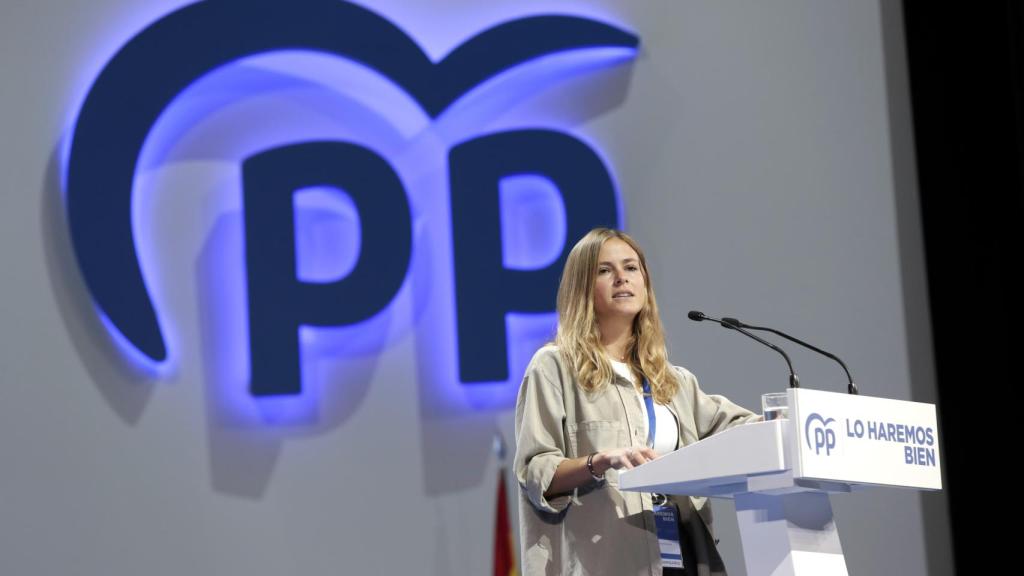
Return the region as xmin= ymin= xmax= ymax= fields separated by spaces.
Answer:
xmin=761 ymin=392 xmax=789 ymax=421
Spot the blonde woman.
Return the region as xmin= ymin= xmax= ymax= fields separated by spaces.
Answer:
xmin=514 ymin=228 xmax=759 ymax=576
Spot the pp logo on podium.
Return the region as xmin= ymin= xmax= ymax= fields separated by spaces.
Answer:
xmin=64 ymin=0 xmax=639 ymax=397
xmin=804 ymin=413 xmax=838 ymax=456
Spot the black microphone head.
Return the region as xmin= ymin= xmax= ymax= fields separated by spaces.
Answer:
xmin=722 ymin=317 xmax=741 ymax=327
xmin=687 ymin=310 xmax=706 ymax=322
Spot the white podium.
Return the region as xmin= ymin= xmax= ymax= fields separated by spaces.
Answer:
xmin=619 ymin=388 xmax=942 ymax=576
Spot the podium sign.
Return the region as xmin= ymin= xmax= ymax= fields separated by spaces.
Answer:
xmin=619 ymin=387 xmax=944 ymax=575
xmin=789 ymin=388 xmax=941 ymax=490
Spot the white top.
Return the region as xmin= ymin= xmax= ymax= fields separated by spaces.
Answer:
xmin=609 ymin=359 xmax=679 ymax=455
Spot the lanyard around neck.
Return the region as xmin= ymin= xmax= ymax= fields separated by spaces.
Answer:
xmin=642 ymin=378 xmax=655 ymax=449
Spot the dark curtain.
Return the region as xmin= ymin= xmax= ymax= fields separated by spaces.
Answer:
xmin=903 ymin=2 xmax=1023 ymax=572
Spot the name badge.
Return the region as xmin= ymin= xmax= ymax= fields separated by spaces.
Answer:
xmin=654 ymin=503 xmax=684 ymax=569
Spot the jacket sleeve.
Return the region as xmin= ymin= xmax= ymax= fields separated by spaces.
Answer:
xmin=514 ymin=349 xmax=573 ymax=514
xmin=676 ymin=366 xmax=760 ymax=440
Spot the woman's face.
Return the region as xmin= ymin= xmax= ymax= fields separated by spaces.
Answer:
xmin=592 ymin=238 xmax=647 ymax=326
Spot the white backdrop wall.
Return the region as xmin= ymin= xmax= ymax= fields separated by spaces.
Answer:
xmin=0 ymin=1 xmax=950 ymax=574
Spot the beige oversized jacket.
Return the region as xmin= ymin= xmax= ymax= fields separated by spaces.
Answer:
xmin=514 ymin=346 xmax=759 ymax=576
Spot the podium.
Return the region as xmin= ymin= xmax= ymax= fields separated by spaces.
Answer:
xmin=618 ymin=388 xmax=942 ymax=576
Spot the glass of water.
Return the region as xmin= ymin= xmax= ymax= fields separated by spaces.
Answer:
xmin=761 ymin=392 xmax=789 ymax=421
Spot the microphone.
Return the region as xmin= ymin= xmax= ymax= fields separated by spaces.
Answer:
xmin=688 ymin=310 xmax=800 ymax=388
xmin=722 ymin=317 xmax=858 ymax=395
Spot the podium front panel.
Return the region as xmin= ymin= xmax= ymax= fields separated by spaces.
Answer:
xmin=789 ymin=388 xmax=942 ymax=490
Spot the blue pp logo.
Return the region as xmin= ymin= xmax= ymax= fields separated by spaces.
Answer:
xmin=64 ymin=0 xmax=638 ymax=397
xmin=804 ymin=413 xmax=837 ymax=456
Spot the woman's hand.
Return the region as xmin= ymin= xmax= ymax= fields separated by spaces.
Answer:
xmin=543 ymin=446 xmax=659 ymax=498
xmin=594 ymin=446 xmax=659 ymax=474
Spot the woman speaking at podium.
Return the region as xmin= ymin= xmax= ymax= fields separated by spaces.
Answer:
xmin=514 ymin=228 xmax=759 ymax=576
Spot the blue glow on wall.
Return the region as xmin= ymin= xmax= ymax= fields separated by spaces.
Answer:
xmin=98 ymin=310 xmax=176 ymax=379
xmin=63 ymin=0 xmax=637 ymax=419
xmin=499 ymin=174 xmax=567 ymax=271
xmin=293 ymin=186 xmax=362 ymax=284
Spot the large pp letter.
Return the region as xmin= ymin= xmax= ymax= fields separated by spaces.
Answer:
xmin=243 ymin=141 xmax=412 ymax=396
xmin=449 ymin=129 xmax=618 ymax=383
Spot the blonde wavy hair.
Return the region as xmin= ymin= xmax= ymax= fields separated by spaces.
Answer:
xmin=555 ymin=228 xmax=678 ymax=404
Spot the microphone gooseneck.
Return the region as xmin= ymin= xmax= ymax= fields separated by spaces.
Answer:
xmin=688 ymin=310 xmax=800 ymax=389
xmin=723 ymin=317 xmax=858 ymax=395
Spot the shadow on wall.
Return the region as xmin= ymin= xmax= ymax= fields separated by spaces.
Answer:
xmin=195 ymin=213 xmax=383 ymax=498
xmin=41 ymin=146 xmax=157 ymax=425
